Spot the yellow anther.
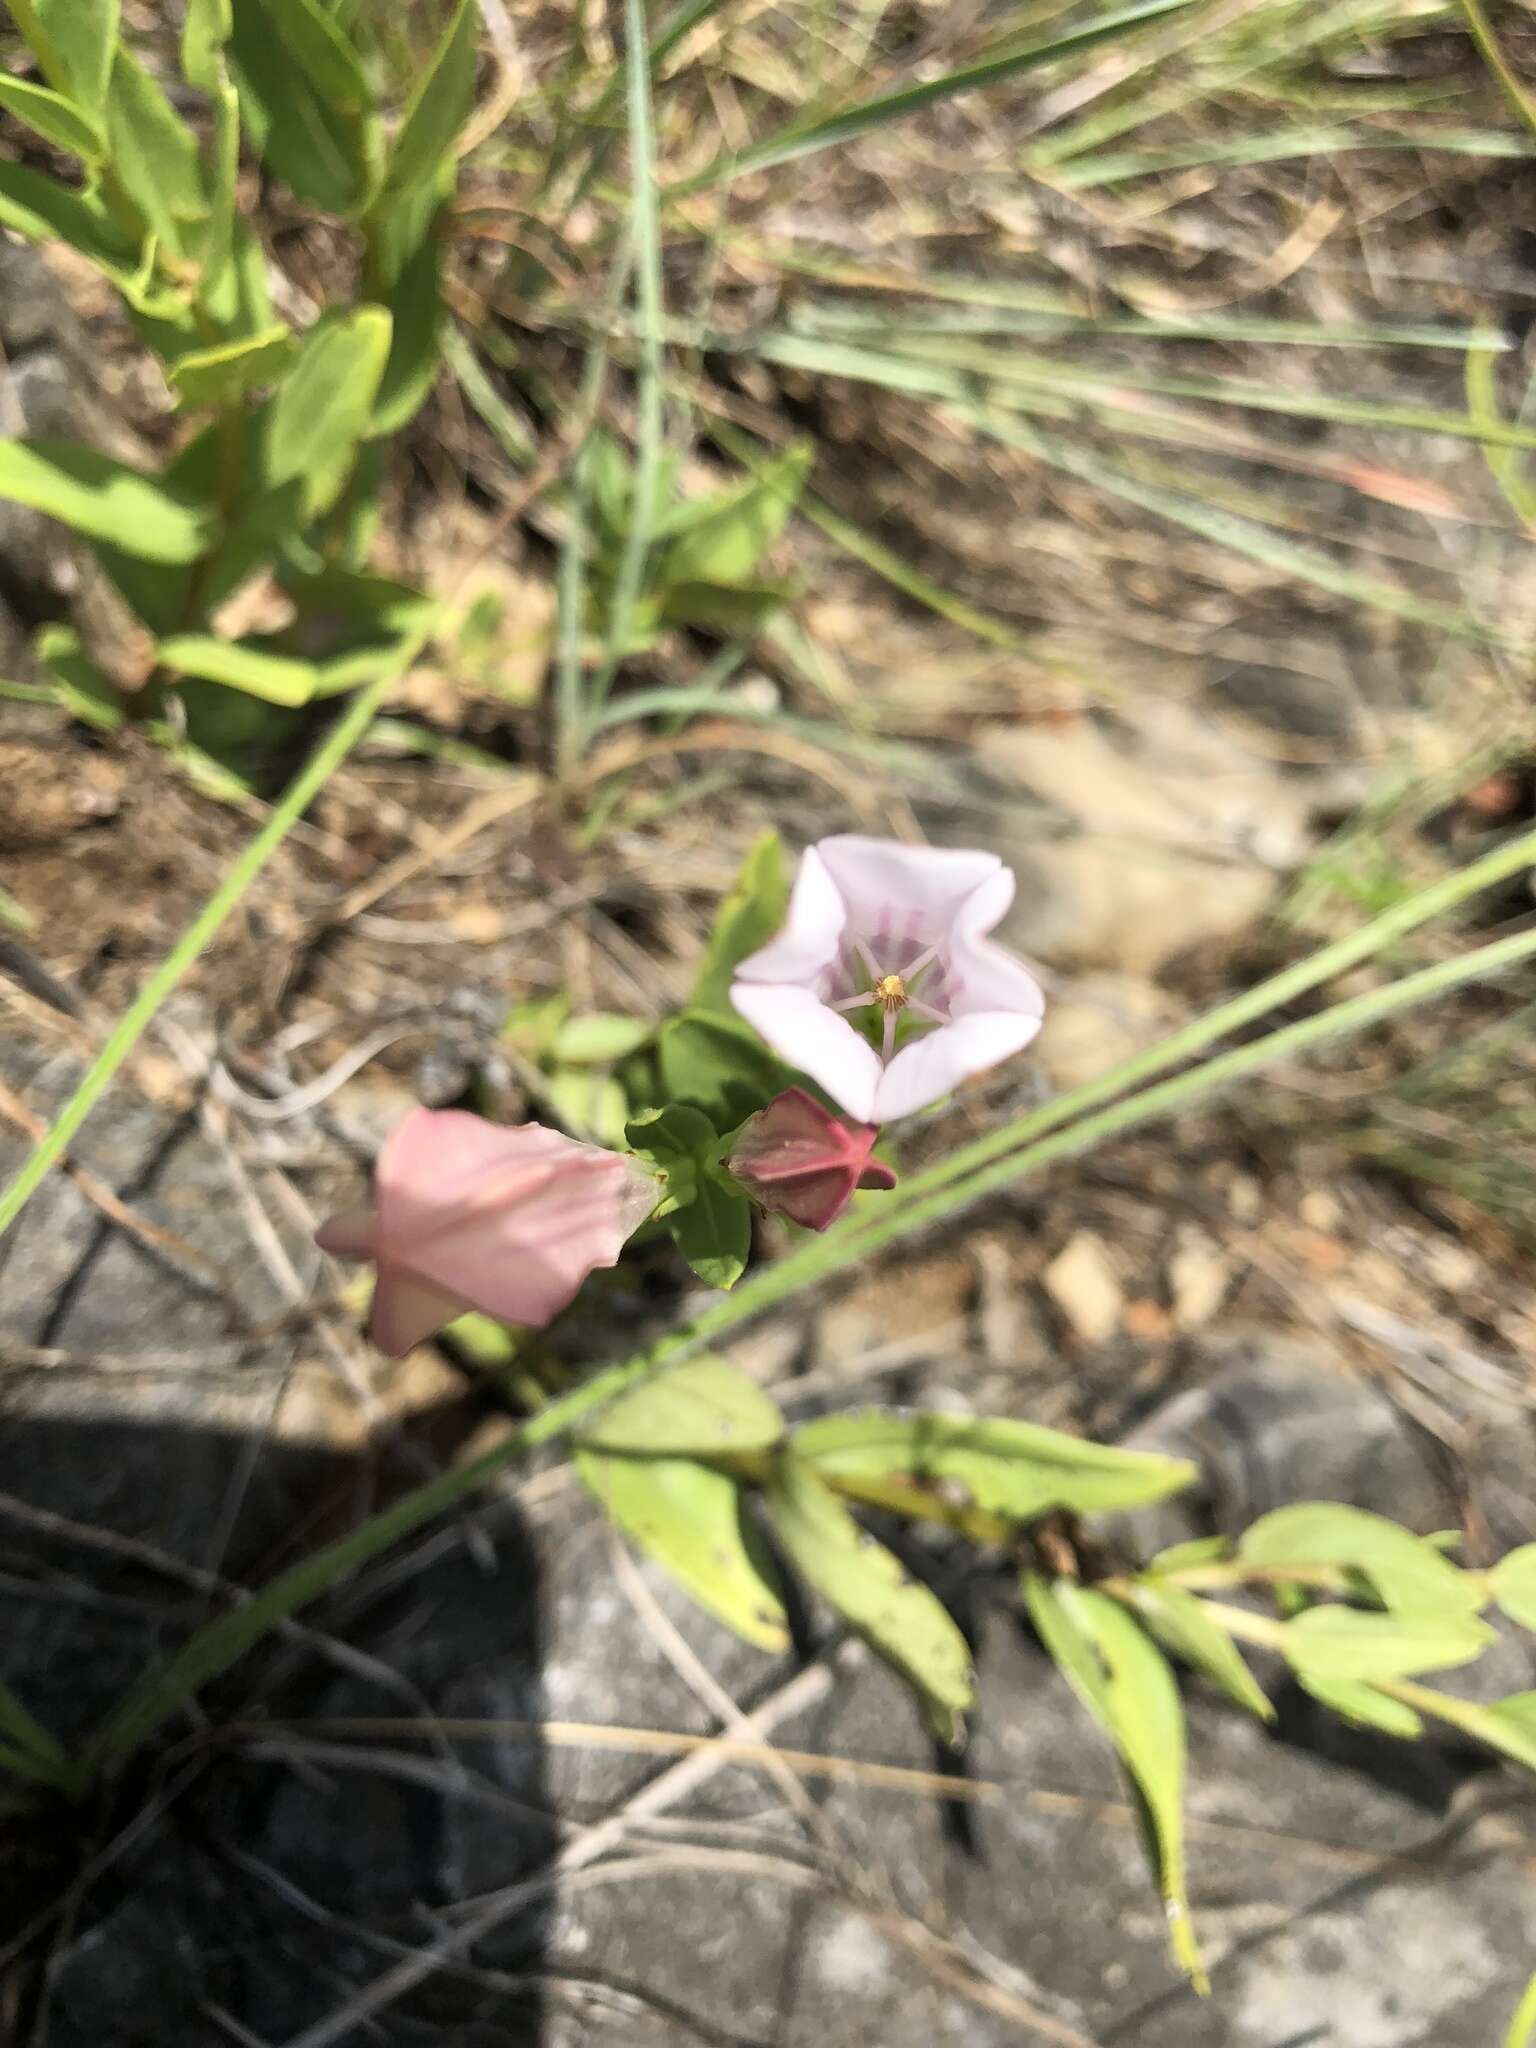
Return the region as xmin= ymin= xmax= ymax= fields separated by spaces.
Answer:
xmin=875 ymin=973 xmax=908 ymax=1013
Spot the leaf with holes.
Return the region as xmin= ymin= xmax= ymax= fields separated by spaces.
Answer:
xmin=578 ymin=1450 xmax=788 ymax=1651
xmin=1022 ymin=1575 xmax=1206 ymax=1990
xmin=767 ymin=1456 xmax=974 ymax=1741
xmin=794 ymin=1409 xmax=1196 ymax=1520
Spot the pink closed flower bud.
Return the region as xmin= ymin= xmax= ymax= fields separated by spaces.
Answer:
xmin=727 ymin=1086 xmax=896 ymax=1232
xmin=315 ymin=1109 xmax=658 ymax=1356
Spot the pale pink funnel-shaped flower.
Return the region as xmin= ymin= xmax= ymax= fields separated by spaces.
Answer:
xmin=316 ymin=1110 xmax=657 ymax=1357
xmin=731 ymin=836 xmax=1045 ymax=1123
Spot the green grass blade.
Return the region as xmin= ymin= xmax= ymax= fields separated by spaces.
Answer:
xmin=1050 ymin=124 xmax=1536 ymax=187
xmin=582 ymin=0 xmax=667 ymax=726
xmin=671 ymin=0 xmax=1199 ymax=192
xmin=1506 ymin=1971 xmax=1536 ymax=2048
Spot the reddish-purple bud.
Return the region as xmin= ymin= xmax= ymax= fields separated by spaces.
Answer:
xmin=727 ymin=1087 xmax=896 ymax=1232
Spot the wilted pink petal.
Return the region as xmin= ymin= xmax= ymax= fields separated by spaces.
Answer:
xmin=729 ymin=1087 xmax=896 ymax=1231
xmin=315 ymin=1110 xmax=657 ymax=1356
xmin=731 ymin=835 xmax=1045 ymax=1123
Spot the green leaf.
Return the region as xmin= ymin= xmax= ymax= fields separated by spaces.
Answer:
xmin=260 ymin=307 xmax=393 ymax=519
xmin=655 ymin=578 xmax=790 ymax=637
xmin=658 ymin=1008 xmax=787 ymax=1128
xmin=670 ymin=1170 xmax=752 ymax=1290
xmin=1238 ymin=1503 xmax=1486 ymax=1618
xmin=1481 ymin=1692 xmax=1536 ymax=1774
xmin=1021 ymin=1575 xmax=1206 ymax=1990
xmin=182 ymin=0 xmax=233 ymax=91
xmin=36 ymin=623 xmax=124 ymax=731
xmin=766 ymin=1454 xmax=974 ymax=1741
xmin=793 ymin=1410 xmax=1197 ymax=1520
xmin=167 ymin=327 xmax=294 ymax=409
xmin=544 ymin=1068 xmax=630 ymax=1148
xmin=660 ymin=440 xmax=813 ymax=588
xmin=103 ymin=46 xmax=210 ymax=260
xmin=155 ymin=635 xmax=319 ymax=706
xmin=259 ymin=0 xmax=372 ymax=114
xmin=692 ymin=831 xmax=788 ymax=1014
xmin=375 ymin=0 xmax=478 ymax=204
xmin=1121 ymin=1581 xmax=1273 ymax=1721
xmin=0 ymin=161 xmax=140 ymax=280
xmin=0 ymin=77 xmax=104 ymax=158
xmin=554 ymin=1013 xmax=653 ymax=1066
xmin=503 ymin=992 xmax=570 ymax=1061
xmin=228 ymin=0 xmax=378 ymax=214
xmin=198 ymin=74 xmax=241 ymax=314
xmin=580 ymin=1354 xmax=782 ymax=1456
xmin=0 ymin=441 xmax=214 ymax=563
xmin=368 ymin=223 xmax=446 ymax=437
xmin=8 ymin=0 xmax=120 ymax=113
xmin=1281 ymin=1605 xmax=1496 ymax=1683
xmin=578 ymin=1450 xmax=788 ymax=1651
xmin=1490 ymin=1545 xmax=1536 ymax=1631
xmin=1296 ymin=1674 xmax=1424 ymax=1740
xmin=625 ymin=1103 xmax=719 ymax=1215
xmin=1147 ymin=1536 xmax=1231 ymax=1575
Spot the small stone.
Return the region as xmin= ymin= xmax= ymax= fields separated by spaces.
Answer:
xmin=1168 ymin=1224 xmax=1232 ymax=1331
xmin=1228 ymin=1173 xmax=1263 ymax=1223
xmin=1298 ymin=1188 xmax=1343 ymax=1232
xmin=1042 ymin=1233 xmax=1123 ymax=1343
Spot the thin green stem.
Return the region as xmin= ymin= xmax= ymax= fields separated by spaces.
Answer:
xmin=1458 ymin=0 xmax=1536 ymax=144
xmin=0 ymin=617 xmax=441 ymax=1239
xmin=84 ymin=914 xmax=1536 ymax=1771
xmin=579 ymin=0 xmax=667 ymax=732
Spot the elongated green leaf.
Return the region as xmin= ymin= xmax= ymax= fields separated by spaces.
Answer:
xmin=377 ymin=0 xmax=478 ymax=203
xmin=676 ymin=0 xmax=1197 ymax=190
xmin=197 ymin=75 xmax=241 ymax=314
xmin=0 ymin=441 xmax=214 ymax=563
xmin=228 ymin=0 xmax=377 ymax=213
xmin=37 ymin=624 xmax=126 ymax=731
xmin=1297 ymin=1674 xmax=1423 ymax=1740
xmin=1239 ymin=1504 xmax=1486 ymax=1618
xmin=260 ymin=307 xmax=392 ymax=518
xmin=1490 ymin=1545 xmax=1536 ymax=1631
xmin=1481 ymin=1692 xmax=1536 ymax=1774
xmin=155 ymin=634 xmax=319 ymax=706
xmin=261 ymin=0 xmax=371 ymax=113
xmin=182 ymin=0 xmax=233 ymax=90
xmin=578 ymin=1449 xmax=788 ymax=1650
xmin=767 ymin=1455 xmax=974 ymax=1740
xmin=661 ymin=440 xmax=813 ymax=588
xmin=658 ymin=1009 xmax=787 ymax=1128
xmin=168 ymin=327 xmax=294 ymax=409
xmin=1281 ymin=1605 xmax=1496 ymax=1683
xmin=1022 ymin=1575 xmax=1205 ymax=1989
xmin=0 ymin=1680 xmax=71 ymax=1777
xmin=692 ymin=831 xmax=788 ymax=1016
xmin=104 ymin=47 xmax=209 ymax=260
xmin=1147 ymin=1536 xmax=1230 ymax=1575
xmin=794 ymin=1409 xmax=1196 ymax=1519
xmin=369 ymin=224 xmax=446 ymax=436
xmin=581 ymin=1354 xmax=782 ymax=1456
xmin=0 ymin=161 xmax=139 ymax=279
xmin=0 ymin=77 xmax=103 ymax=158
xmin=1121 ymin=1582 xmax=1273 ymax=1721
xmin=8 ymin=0 xmax=119 ymax=113
xmin=557 ymin=1014 xmax=654 ymax=1065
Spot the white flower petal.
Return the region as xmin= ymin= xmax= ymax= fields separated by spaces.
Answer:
xmin=730 ymin=982 xmax=882 ymax=1122
xmin=874 ymin=1010 xmax=1044 ymax=1121
xmin=816 ymin=836 xmax=1003 ymax=940
xmin=732 ymin=844 xmax=847 ymax=987
xmin=946 ymin=866 xmax=1046 ymax=1018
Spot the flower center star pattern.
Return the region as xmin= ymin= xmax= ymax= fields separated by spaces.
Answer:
xmin=731 ymin=835 xmax=1046 ymax=1124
